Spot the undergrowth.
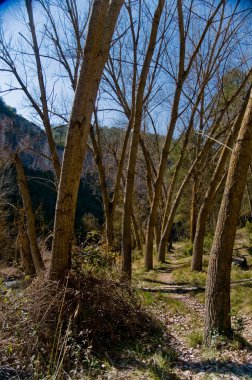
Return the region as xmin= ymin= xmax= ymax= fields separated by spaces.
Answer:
xmin=0 ymin=253 xmax=162 ymax=378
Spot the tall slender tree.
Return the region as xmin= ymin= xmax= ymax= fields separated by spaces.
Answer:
xmin=121 ymin=0 xmax=165 ymax=281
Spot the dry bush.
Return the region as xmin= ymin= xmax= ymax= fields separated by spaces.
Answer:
xmin=0 ymin=270 xmax=161 ymax=377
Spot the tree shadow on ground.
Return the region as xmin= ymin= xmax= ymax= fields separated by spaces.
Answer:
xmin=143 ymin=278 xmax=189 ymax=286
xmin=156 ymin=262 xmax=190 ymax=273
xmin=176 ymin=358 xmax=252 ymax=377
xmin=105 ymin=334 xmax=180 ymax=380
xmin=140 ymin=286 xmax=205 ymax=294
xmin=170 ymin=330 xmax=252 ymax=377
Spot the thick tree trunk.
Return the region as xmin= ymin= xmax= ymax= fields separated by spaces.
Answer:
xmin=204 ymin=88 xmax=252 ymax=344
xmin=191 ymin=91 xmax=250 ymax=271
xmin=50 ymin=0 xmax=123 ymax=281
xmin=121 ymin=0 xmax=165 ymax=281
xmin=14 ymin=154 xmax=44 ymax=274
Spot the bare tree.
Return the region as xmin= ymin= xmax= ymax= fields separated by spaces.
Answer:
xmin=49 ymin=0 xmax=123 ymax=280
xmin=144 ymin=0 xmax=225 ymax=270
xmin=13 ymin=152 xmax=45 ymax=273
xmin=121 ymin=0 xmax=165 ymax=280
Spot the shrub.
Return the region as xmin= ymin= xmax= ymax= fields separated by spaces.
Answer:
xmin=0 ymin=271 xmax=161 ymax=378
xmin=187 ymin=331 xmax=203 ymax=348
xmin=73 ymin=244 xmax=117 ymax=273
xmin=81 ymin=213 xmax=99 ymax=236
xmin=183 ymin=242 xmax=193 ymax=256
xmin=203 ymin=233 xmax=213 ymax=252
xmin=245 ymin=220 xmax=252 ymax=233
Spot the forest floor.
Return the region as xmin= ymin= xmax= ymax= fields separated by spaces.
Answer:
xmin=0 ymin=229 xmax=252 ymax=379
xmin=99 ymin=228 xmax=252 ymax=380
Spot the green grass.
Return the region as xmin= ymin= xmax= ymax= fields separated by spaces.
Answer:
xmin=231 ymin=286 xmax=252 ymax=315
xmin=164 ymin=296 xmax=189 ymax=314
xmin=140 ymin=291 xmax=166 ymax=306
xmin=140 ymin=291 xmax=188 ymax=316
xmin=109 ymin=333 xmax=177 ymax=380
xmin=195 ymin=283 xmax=252 ymax=316
xmin=170 ymin=257 xmax=208 ymax=287
xmin=187 ymin=330 xmax=204 ymax=348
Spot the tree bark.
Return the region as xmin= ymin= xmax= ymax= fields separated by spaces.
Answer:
xmin=131 ymin=210 xmax=142 ymax=252
xmin=14 ymin=154 xmax=44 ymax=274
xmin=49 ymin=0 xmax=123 ymax=281
xmin=17 ymin=213 xmax=35 ymax=276
xmin=204 ymin=87 xmax=252 ymax=344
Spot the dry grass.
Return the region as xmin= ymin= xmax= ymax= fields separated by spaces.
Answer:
xmin=0 ymin=269 xmax=161 ymax=378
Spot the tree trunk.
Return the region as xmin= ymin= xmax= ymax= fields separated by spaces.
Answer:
xmin=204 ymin=87 xmax=252 ymax=344
xmin=246 ymin=182 xmax=252 ymax=219
xmin=158 ymin=132 xmax=220 ymax=262
xmin=158 ymin=79 xmax=251 ymax=264
xmin=144 ymin=84 xmax=183 ymax=270
xmin=105 ymin=206 xmax=115 ymax=248
xmin=121 ymin=0 xmax=165 ymax=281
xmin=14 ymin=154 xmax=44 ymax=274
xmin=190 ymin=176 xmax=199 ymax=243
xmin=144 ymin=0 xmax=224 ymax=270
xmin=90 ymin=126 xmax=115 ymax=248
xmin=25 ymin=0 xmax=61 ymax=182
xmin=131 ymin=211 xmax=142 ymax=252
xmin=17 ymin=223 xmax=35 ymax=276
xmin=155 ymin=222 xmax=161 ymax=253
xmin=191 ymin=90 xmax=251 ymax=271
xmin=50 ymin=0 xmax=123 ymax=281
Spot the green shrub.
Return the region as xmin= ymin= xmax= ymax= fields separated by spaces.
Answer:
xmin=183 ymin=243 xmax=193 ymax=256
xmin=73 ymin=244 xmax=117 ymax=273
xmin=245 ymin=221 xmax=252 ymax=233
xmin=203 ymin=233 xmax=213 ymax=252
xmin=187 ymin=331 xmax=203 ymax=348
xmin=84 ymin=230 xmax=102 ymax=245
xmin=81 ymin=213 xmax=99 ymax=236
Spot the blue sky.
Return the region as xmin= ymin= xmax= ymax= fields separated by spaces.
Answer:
xmin=0 ymin=0 xmax=28 ymax=116
xmin=0 ymin=0 xmax=252 ymax=133
xmin=0 ymin=0 xmax=21 ymax=12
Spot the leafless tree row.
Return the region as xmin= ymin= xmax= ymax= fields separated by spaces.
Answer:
xmin=0 ymin=0 xmax=252 ymax=344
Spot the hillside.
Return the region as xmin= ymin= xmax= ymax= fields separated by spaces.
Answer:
xmin=0 ymin=99 xmax=103 ymax=232
xmin=0 ymin=98 xmax=54 ymax=171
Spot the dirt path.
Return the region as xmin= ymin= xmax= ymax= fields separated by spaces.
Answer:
xmin=140 ymin=247 xmax=252 ymax=379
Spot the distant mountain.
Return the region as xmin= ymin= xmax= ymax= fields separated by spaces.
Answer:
xmin=0 ymin=98 xmax=54 ymax=171
xmin=0 ymin=99 xmax=103 ymax=228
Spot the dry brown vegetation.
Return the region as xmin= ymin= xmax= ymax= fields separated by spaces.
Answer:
xmin=0 ymin=267 xmax=161 ymax=378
